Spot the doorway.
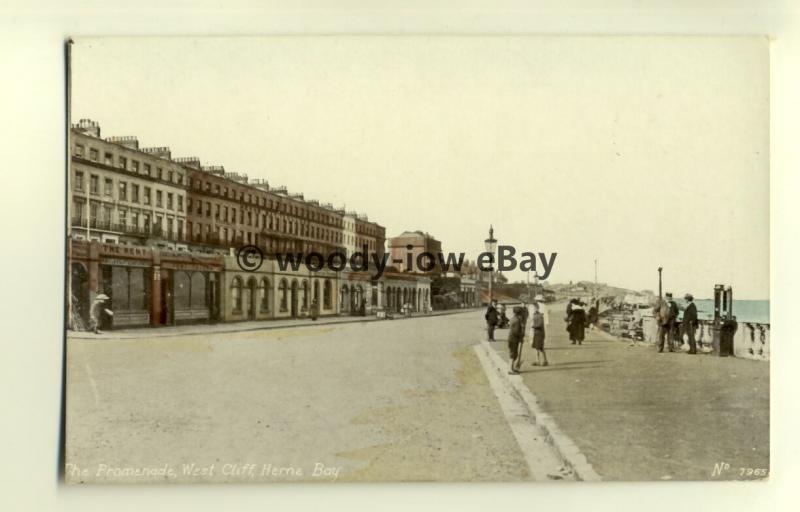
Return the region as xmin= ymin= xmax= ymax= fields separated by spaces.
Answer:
xmin=160 ymin=270 xmax=173 ymax=325
xmin=247 ymin=277 xmax=257 ymax=320
xmin=290 ymin=280 xmax=298 ymax=318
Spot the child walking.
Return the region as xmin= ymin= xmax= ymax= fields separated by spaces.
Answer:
xmin=530 ymin=302 xmax=549 ymax=366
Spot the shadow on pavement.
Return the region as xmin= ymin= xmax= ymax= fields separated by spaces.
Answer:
xmin=523 ymin=364 xmax=608 ymax=373
xmin=543 ymin=360 xmax=612 ymax=367
xmin=547 ymin=346 xmax=606 ymax=351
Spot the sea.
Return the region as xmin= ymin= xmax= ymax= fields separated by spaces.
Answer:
xmin=690 ymin=299 xmax=770 ymax=324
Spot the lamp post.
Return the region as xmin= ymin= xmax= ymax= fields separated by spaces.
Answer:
xmin=484 ymin=225 xmax=497 ymax=304
xmin=657 ymin=267 xmax=663 ymax=299
xmin=526 ymin=270 xmax=531 ymax=304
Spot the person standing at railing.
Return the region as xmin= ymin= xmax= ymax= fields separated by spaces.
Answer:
xmin=682 ymin=293 xmax=699 ymax=354
xmin=657 ymin=292 xmax=679 ymax=352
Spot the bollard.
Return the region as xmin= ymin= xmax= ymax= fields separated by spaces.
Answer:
xmin=719 ymin=318 xmax=737 ymax=357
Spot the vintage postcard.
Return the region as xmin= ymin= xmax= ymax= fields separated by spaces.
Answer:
xmin=65 ymin=36 xmax=769 ymax=483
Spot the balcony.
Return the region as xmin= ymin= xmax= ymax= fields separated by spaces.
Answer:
xmin=71 ymin=217 xmax=166 ymax=239
xmin=112 ymin=223 xmax=151 ymax=237
xmin=71 ymin=217 xmax=113 ymax=231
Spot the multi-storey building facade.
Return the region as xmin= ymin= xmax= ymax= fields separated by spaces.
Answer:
xmin=342 ymin=213 xmax=358 ymax=257
xmin=70 ymin=120 xmax=189 ymax=249
xmin=67 ymin=118 xmax=400 ymax=329
xmin=356 ymin=215 xmax=385 ymax=258
xmin=388 ymin=230 xmax=443 ymax=274
xmin=69 ymin=119 xmax=387 ymax=258
xmin=186 ymin=168 xmax=351 ymax=257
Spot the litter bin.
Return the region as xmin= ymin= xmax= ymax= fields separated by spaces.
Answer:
xmin=719 ymin=318 xmax=738 ymax=357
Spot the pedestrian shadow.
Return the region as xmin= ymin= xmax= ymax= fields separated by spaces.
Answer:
xmin=517 ymin=364 xmax=607 ymax=373
xmin=543 ymin=360 xmax=613 ymax=368
xmin=547 ymin=346 xmax=605 ymax=351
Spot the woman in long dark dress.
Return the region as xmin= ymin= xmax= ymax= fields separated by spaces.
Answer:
xmin=568 ymin=300 xmax=587 ymax=345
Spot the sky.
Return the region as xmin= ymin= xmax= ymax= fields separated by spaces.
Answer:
xmin=71 ymin=36 xmax=770 ymax=299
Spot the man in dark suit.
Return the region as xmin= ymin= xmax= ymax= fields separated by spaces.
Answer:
xmin=657 ymin=292 xmax=680 ymax=352
xmin=485 ymin=300 xmax=499 ymax=341
xmin=682 ymin=293 xmax=699 ymax=354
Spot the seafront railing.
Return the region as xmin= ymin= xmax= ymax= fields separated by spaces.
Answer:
xmin=641 ymin=315 xmax=770 ymax=361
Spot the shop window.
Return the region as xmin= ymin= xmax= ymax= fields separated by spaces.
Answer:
xmin=260 ymin=278 xmax=270 ymax=312
xmin=191 ymin=272 xmax=207 ymax=308
xmin=174 ymin=271 xmax=192 ymax=310
xmin=231 ymin=276 xmax=243 ymax=312
xmin=279 ymin=279 xmax=288 ymax=311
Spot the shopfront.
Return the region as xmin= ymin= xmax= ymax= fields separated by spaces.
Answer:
xmin=67 ymin=240 xmax=223 ymax=330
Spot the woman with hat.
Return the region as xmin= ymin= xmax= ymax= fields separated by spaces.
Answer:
xmin=89 ymin=293 xmax=113 ymax=334
xmin=567 ymin=299 xmax=586 ymax=345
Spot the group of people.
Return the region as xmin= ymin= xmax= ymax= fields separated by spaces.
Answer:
xmin=484 ymin=296 xmax=605 ymax=374
xmin=655 ymin=292 xmax=699 ymax=354
xmin=484 ymin=291 xmax=704 ymax=374
xmin=485 ymin=300 xmax=548 ymax=374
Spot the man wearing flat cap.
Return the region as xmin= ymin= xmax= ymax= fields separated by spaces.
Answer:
xmin=682 ymin=293 xmax=699 ymax=354
xmin=657 ymin=292 xmax=679 ymax=352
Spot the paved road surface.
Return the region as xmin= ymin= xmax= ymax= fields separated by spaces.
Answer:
xmin=66 ymin=311 xmax=566 ymax=483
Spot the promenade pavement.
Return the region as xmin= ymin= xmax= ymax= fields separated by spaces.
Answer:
xmin=67 ymin=308 xmax=478 ymax=340
xmin=488 ymin=303 xmax=769 ymax=481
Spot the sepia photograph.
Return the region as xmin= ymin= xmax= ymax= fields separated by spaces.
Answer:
xmin=64 ymin=35 xmax=769 ymax=483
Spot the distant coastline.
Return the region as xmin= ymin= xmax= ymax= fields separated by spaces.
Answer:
xmin=692 ymin=299 xmax=770 ymax=324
